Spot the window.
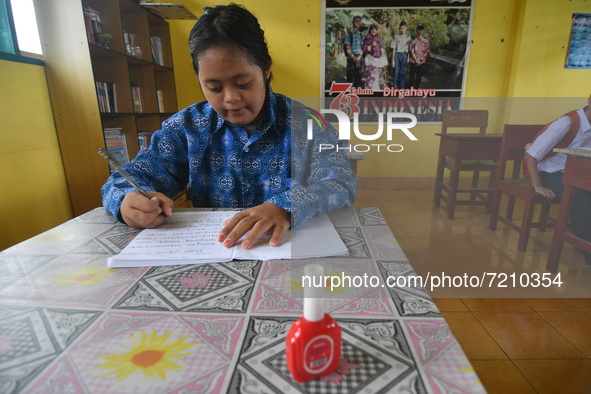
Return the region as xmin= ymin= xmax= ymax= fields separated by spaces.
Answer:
xmin=0 ymin=0 xmax=16 ymax=54
xmin=10 ymin=0 xmax=42 ymax=56
xmin=0 ymin=0 xmax=42 ymax=65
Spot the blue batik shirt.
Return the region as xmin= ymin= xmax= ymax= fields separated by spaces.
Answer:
xmin=101 ymin=86 xmax=357 ymax=227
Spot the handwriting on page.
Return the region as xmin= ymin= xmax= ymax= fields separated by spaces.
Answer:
xmin=108 ymin=211 xmax=348 ymax=268
xmin=119 ymin=211 xmax=237 ymax=259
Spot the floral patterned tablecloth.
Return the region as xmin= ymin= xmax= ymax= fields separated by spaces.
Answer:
xmin=0 ymin=207 xmax=484 ymax=393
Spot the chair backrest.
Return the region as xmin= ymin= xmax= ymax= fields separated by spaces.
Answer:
xmin=497 ymin=124 xmax=545 ymax=181
xmin=441 ymin=110 xmax=489 ymax=134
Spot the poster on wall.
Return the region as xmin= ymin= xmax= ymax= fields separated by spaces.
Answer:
xmin=565 ymin=13 xmax=591 ymax=69
xmin=322 ymin=0 xmax=474 ymax=123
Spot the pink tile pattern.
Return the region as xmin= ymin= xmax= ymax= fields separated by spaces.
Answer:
xmin=406 ymin=319 xmax=485 ymax=393
xmin=1 ymin=255 xmax=141 ymax=308
xmin=362 ymin=226 xmax=408 ymax=260
xmin=0 ymin=207 xmax=482 ymax=393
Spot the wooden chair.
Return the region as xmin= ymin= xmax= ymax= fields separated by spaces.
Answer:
xmin=546 ymin=154 xmax=591 ymax=272
xmin=488 ymin=124 xmax=560 ymax=252
xmin=433 ymin=110 xmax=498 ymax=219
xmin=346 ymin=151 xmax=365 ymax=174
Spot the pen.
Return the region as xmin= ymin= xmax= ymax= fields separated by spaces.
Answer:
xmin=97 ymin=148 xmax=152 ymax=199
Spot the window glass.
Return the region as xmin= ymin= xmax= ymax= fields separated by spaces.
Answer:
xmin=0 ymin=0 xmax=16 ymax=54
xmin=10 ymin=0 xmax=42 ymax=56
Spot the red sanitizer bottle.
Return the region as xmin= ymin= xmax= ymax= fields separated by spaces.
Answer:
xmin=286 ymin=264 xmax=341 ymax=382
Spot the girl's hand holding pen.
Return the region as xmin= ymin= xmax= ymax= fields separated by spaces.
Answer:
xmin=121 ymin=191 xmax=174 ymax=229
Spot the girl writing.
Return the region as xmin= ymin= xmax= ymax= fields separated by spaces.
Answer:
xmin=102 ymin=3 xmax=357 ymax=250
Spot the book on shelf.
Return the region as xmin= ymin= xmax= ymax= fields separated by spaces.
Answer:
xmin=554 ymin=147 xmax=591 ymax=158
xmin=156 ymin=89 xmax=164 ymax=112
xmin=107 ymin=83 xmax=117 ymax=112
xmin=138 ymin=131 xmax=154 ymax=148
xmin=124 ymin=31 xmax=130 ymax=54
xmin=83 ymin=6 xmax=102 ymax=45
xmin=151 ymin=36 xmax=164 ymax=65
xmin=95 ymin=82 xmax=105 ymax=112
xmin=103 ymin=128 xmax=129 ymax=171
xmin=131 ymin=84 xmax=142 ymax=112
xmin=95 ymin=82 xmax=117 ymax=113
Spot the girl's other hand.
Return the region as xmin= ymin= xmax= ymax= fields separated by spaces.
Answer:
xmin=217 ymin=203 xmax=291 ymax=249
xmin=121 ymin=191 xmax=174 ymax=229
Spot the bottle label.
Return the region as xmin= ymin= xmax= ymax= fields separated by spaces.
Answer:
xmin=303 ymin=334 xmax=334 ymax=374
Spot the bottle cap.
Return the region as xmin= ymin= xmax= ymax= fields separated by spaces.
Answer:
xmin=303 ymin=264 xmax=325 ymax=322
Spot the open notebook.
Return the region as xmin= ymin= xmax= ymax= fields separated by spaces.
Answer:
xmin=107 ymin=211 xmax=349 ymax=268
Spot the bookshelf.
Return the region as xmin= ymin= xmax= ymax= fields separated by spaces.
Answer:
xmin=35 ymin=0 xmax=182 ymax=215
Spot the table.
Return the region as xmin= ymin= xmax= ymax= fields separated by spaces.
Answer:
xmin=546 ymin=154 xmax=591 ymax=272
xmin=434 ymin=133 xmax=502 ymax=219
xmin=0 ymin=207 xmax=483 ymax=393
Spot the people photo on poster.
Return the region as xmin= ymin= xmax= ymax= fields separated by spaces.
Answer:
xmin=322 ymin=0 xmax=474 ymax=123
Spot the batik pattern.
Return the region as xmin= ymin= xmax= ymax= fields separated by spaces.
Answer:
xmin=102 ymin=86 xmax=357 ymax=227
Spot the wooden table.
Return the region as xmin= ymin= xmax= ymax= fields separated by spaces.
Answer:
xmin=434 ymin=133 xmax=502 ymax=219
xmin=546 ymin=154 xmax=591 ymax=272
xmin=0 ymin=207 xmax=483 ymax=393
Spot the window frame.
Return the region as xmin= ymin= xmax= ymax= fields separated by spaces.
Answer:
xmin=0 ymin=0 xmax=43 ymax=65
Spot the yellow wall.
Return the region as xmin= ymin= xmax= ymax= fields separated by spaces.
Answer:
xmin=506 ymin=0 xmax=591 ymax=98
xmin=2 ymin=0 xmax=589 ymax=250
xmin=0 ymin=60 xmax=72 ymax=250
xmin=170 ymin=0 xmax=591 ymax=179
xmin=169 ymin=0 xmax=323 ymax=109
xmin=502 ymin=0 xmax=591 ymax=125
xmin=169 ymin=15 xmax=202 ymax=109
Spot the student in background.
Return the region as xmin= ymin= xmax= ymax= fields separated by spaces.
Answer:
xmin=102 ymin=4 xmax=357 ymax=250
xmin=343 ymin=15 xmax=364 ymax=88
xmin=525 ymin=97 xmax=591 ymax=265
xmin=408 ymin=24 xmax=430 ymax=88
xmin=390 ymin=21 xmax=411 ymax=89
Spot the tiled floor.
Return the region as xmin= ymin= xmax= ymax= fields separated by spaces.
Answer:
xmin=354 ymin=187 xmax=591 ymax=394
